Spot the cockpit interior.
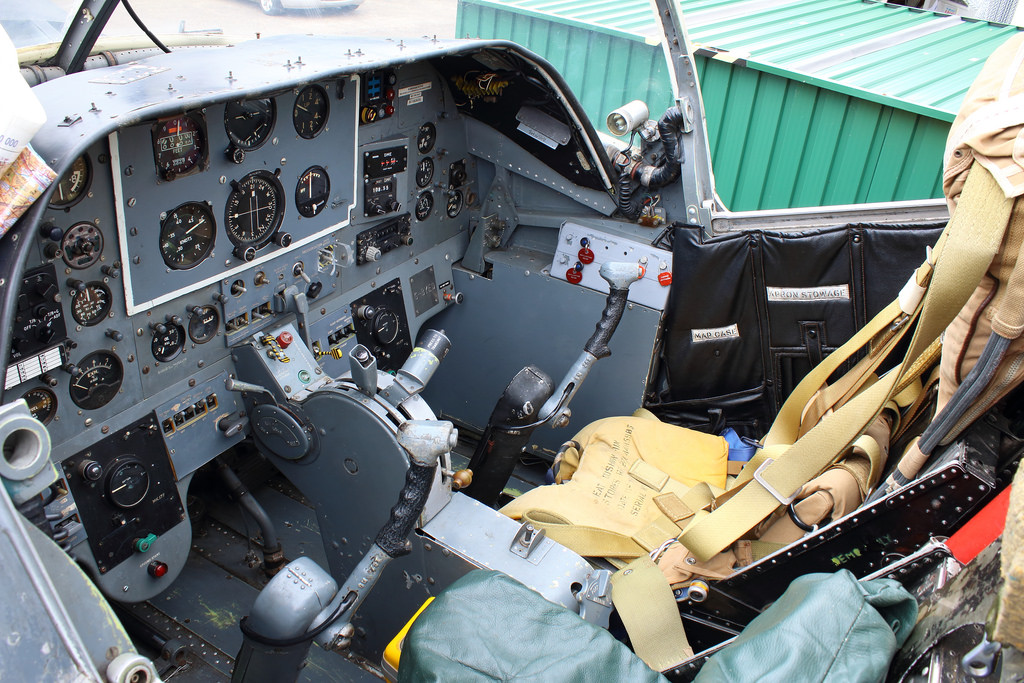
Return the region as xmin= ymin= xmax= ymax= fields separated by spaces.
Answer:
xmin=3 ymin=1 xmax=1023 ymax=681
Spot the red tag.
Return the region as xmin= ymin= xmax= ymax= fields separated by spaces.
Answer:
xmin=566 ymin=269 xmax=583 ymax=284
xmin=578 ymin=248 xmax=595 ymax=264
xmin=658 ymin=272 xmax=672 ymax=286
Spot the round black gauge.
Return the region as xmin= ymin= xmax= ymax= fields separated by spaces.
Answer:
xmin=105 ymin=460 xmax=150 ymax=509
xmin=417 ymin=122 xmax=437 ymax=154
xmin=415 ymin=191 xmax=433 ymax=221
xmin=188 ymin=305 xmax=220 ymax=344
xmin=225 ymin=170 xmax=285 ymax=249
xmin=21 ymin=387 xmax=57 ymax=425
xmin=160 ymin=201 xmax=216 ymax=270
xmin=71 ymin=281 xmax=112 ymax=326
xmin=61 ymin=222 xmax=103 ymax=269
xmin=372 ymin=309 xmax=400 ymax=345
xmin=415 ymin=157 xmax=434 ymax=188
xmin=446 ymin=190 xmax=464 ymax=219
xmin=69 ymin=350 xmax=123 ymax=411
xmin=295 ymin=165 xmax=331 ymax=218
xmin=152 ymin=323 xmax=185 ymax=362
xmin=293 ymin=85 xmax=329 ymax=139
xmin=224 ymin=98 xmax=276 ymax=151
xmin=153 ymin=114 xmax=206 ymax=180
xmin=49 ymin=155 xmax=91 ymax=209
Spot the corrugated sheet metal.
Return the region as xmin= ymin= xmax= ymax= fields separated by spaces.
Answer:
xmin=457 ymin=0 xmax=1021 ymax=210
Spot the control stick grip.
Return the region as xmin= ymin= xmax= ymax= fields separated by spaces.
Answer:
xmin=584 ymin=262 xmax=643 ymax=360
xmin=374 ymin=461 xmax=436 ymax=558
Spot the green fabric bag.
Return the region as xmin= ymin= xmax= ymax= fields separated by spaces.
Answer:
xmin=695 ymin=570 xmax=918 ymax=683
xmin=398 ymin=570 xmax=667 ymax=683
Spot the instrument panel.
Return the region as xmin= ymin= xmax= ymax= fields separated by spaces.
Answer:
xmin=5 ymin=35 xmax=613 ymax=602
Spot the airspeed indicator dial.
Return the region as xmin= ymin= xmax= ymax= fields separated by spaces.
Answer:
xmin=160 ymin=201 xmax=216 ymax=269
xmin=224 ymin=170 xmax=285 ymax=250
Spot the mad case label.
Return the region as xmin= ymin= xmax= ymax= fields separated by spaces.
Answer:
xmin=691 ymin=323 xmax=740 ymax=343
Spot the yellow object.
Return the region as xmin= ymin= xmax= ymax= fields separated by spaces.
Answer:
xmin=382 ymin=597 xmax=435 ymax=681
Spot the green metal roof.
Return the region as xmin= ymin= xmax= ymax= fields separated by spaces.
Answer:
xmin=467 ymin=0 xmax=1022 ymax=121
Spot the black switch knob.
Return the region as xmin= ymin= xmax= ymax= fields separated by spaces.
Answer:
xmin=66 ymin=279 xmax=86 ymax=292
xmin=40 ymin=223 xmax=63 ymax=241
xmin=306 ymin=281 xmax=323 ymax=299
xmin=106 ymin=329 xmax=124 ymax=342
xmin=101 ymin=263 xmax=120 ymax=278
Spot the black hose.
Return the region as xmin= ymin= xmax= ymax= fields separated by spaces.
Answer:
xmin=121 ymin=0 xmax=172 ymax=54
xmin=217 ymin=462 xmax=282 ymax=554
xmin=646 ymin=106 xmax=684 ymax=190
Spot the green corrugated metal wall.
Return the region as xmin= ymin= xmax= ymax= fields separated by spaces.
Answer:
xmin=455 ymin=1 xmax=960 ymax=211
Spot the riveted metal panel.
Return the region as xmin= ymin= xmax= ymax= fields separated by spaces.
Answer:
xmin=457 ymin=0 xmax=1019 ymax=210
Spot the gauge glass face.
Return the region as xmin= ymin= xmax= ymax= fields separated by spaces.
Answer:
xmin=188 ymin=305 xmax=220 ymax=344
xmin=295 ymin=166 xmax=331 ymax=218
xmin=416 ymin=122 xmax=437 ymax=154
xmin=415 ymin=157 xmax=434 ymax=188
xmin=224 ymin=98 xmax=276 ymax=150
xmin=61 ymin=222 xmax=103 ymax=269
xmin=152 ymin=323 xmax=185 ymax=362
xmin=21 ymin=387 xmax=57 ymax=424
xmin=415 ymin=191 xmax=433 ymax=221
xmin=225 ymin=170 xmax=285 ymax=249
xmin=160 ymin=202 xmax=216 ymax=269
xmin=71 ymin=281 xmax=112 ymax=326
xmin=49 ymin=155 xmax=91 ymax=209
xmin=445 ymin=190 xmax=464 ymax=218
xmin=69 ymin=350 xmax=123 ymax=410
xmin=372 ymin=309 xmax=400 ymax=345
xmin=153 ymin=115 xmax=206 ymax=180
xmin=293 ymin=85 xmax=329 ymax=139
xmin=106 ymin=460 xmax=150 ymax=509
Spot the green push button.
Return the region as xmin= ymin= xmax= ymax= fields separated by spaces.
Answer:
xmin=133 ymin=533 xmax=157 ymax=553
xmin=298 ymin=369 xmax=312 ymax=384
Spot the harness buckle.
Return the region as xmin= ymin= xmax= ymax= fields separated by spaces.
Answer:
xmin=752 ymin=458 xmax=800 ymax=506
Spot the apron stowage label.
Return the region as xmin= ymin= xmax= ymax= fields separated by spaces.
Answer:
xmin=767 ymin=284 xmax=850 ymax=302
xmin=691 ymin=323 xmax=740 ymax=343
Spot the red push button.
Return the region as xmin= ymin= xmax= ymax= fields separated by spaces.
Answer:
xmin=148 ymin=561 xmax=169 ymax=578
xmin=384 ymin=104 xmax=395 ymax=116
xmin=276 ymin=331 xmax=294 ymax=348
xmin=658 ymin=272 xmax=673 ymax=286
xmin=578 ymin=248 xmax=594 ymax=264
xmin=566 ymin=268 xmax=583 ymax=284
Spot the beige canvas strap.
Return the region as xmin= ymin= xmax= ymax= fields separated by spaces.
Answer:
xmin=678 ymin=167 xmax=1012 ymax=562
xmin=610 ymin=556 xmax=693 ymax=671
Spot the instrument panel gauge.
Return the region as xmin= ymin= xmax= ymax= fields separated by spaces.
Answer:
xmin=151 ymin=323 xmax=185 ymax=362
xmin=49 ymin=154 xmax=91 ymax=209
xmin=415 ymin=191 xmax=434 ymax=221
xmin=372 ymin=309 xmax=400 ymax=345
xmin=416 ymin=122 xmax=437 ymax=154
xmin=21 ymin=387 xmax=57 ymax=424
xmin=105 ymin=460 xmax=150 ymax=509
xmin=61 ymin=222 xmax=103 ymax=269
xmin=160 ymin=201 xmax=216 ymax=269
xmin=188 ymin=305 xmax=220 ymax=344
xmin=225 ymin=170 xmax=285 ymax=250
xmin=293 ymin=85 xmax=329 ymax=139
xmin=295 ymin=165 xmax=331 ymax=218
xmin=224 ymin=98 xmax=276 ymax=151
xmin=446 ymin=190 xmax=464 ymax=218
xmin=69 ymin=350 xmax=123 ymax=411
xmin=71 ymin=281 xmax=112 ymax=326
xmin=152 ymin=114 xmax=207 ymax=181
xmin=415 ymin=157 xmax=434 ymax=188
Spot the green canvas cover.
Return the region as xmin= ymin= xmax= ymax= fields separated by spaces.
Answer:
xmin=398 ymin=570 xmax=666 ymax=683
